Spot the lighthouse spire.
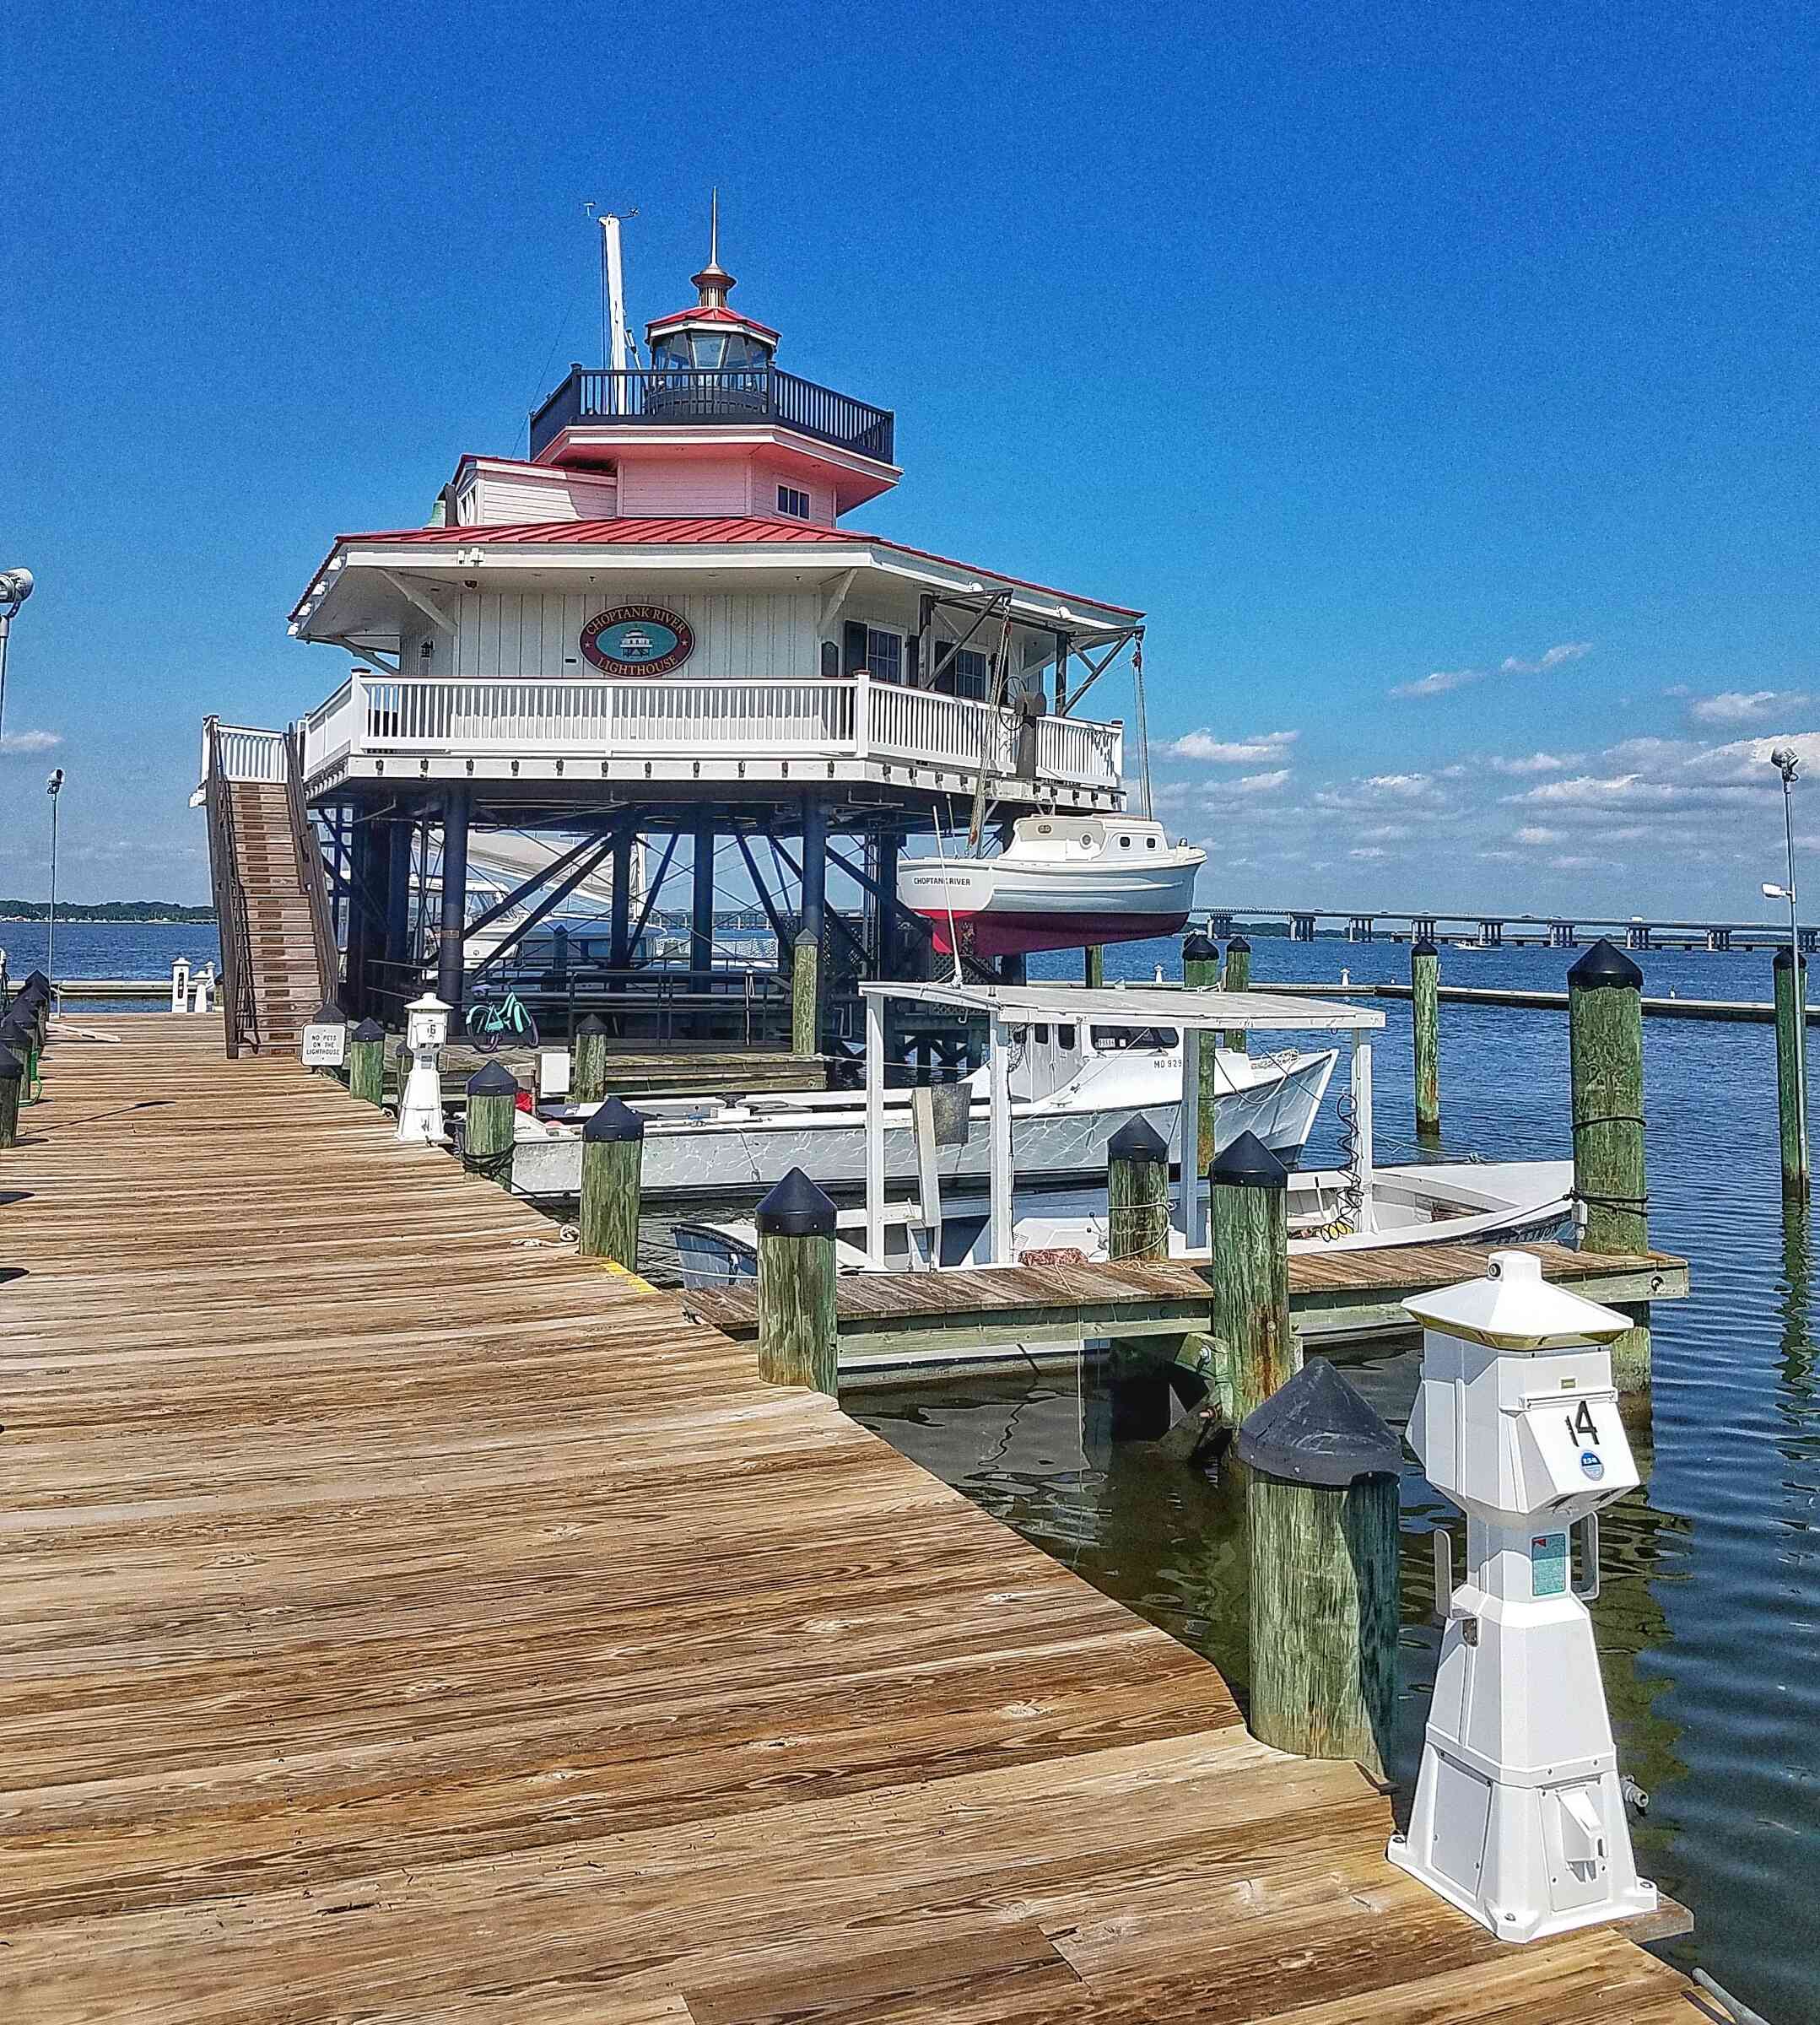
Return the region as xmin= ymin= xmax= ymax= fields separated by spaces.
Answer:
xmin=691 ymin=189 xmax=735 ymax=310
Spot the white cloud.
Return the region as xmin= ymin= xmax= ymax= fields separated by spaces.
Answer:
xmin=1166 ymin=729 xmax=1299 ymax=764
xmin=1392 ymin=640 xmax=1592 ymax=699
xmin=1501 ymin=641 xmax=1593 ymax=676
xmin=1689 ymin=688 xmax=1811 ymax=726
xmin=1349 ymin=846 xmax=1390 ymax=861
xmin=1489 ymin=751 xmax=1582 ymax=775
xmin=1356 ymin=822 xmax=1412 ymax=842
xmin=1234 ymin=769 xmax=1291 ymax=795
xmin=1514 ymin=825 xmax=1561 ymax=845
xmin=0 ymin=729 xmax=61 ymax=754
xmin=1549 ymin=854 xmax=1598 ymax=871
xmin=1361 ymin=773 xmax=1431 ymax=796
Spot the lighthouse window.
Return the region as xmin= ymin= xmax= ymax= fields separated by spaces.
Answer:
xmin=777 ymin=484 xmax=812 ymax=521
xmin=864 ymin=628 xmax=903 ymax=685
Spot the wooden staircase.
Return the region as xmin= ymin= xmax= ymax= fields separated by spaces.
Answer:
xmin=202 ymin=723 xmax=338 ymax=1056
xmin=226 ymin=781 xmax=331 ymax=1051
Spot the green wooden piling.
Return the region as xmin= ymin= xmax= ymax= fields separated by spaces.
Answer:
xmin=1236 ymin=1358 xmax=1401 ymax=1776
xmin=1 ymin=1016 xmax=38 ymax=1103
xmin=579 ymin=1097 xmax=645 ymax=1269
xmin=0 ymin=1044 xmax=22 ymax=1150
xmin=1774 ymin=946 xmax=1810 ymax=1195
xmin=462 ymin=1061 xmax=519 ymax=1188
xmin=1412 ymin=937 xmax=1440 ymax=1138
xmin=1108 ymin=1115 xmax=1172 ymax=1263
xmin=1223 ymin=935 xmax=1250 ymax=1052
xmin=791 ymin=929 xmax=820 ymax=1057
xmin=1083 ymin=944 xmax=1104 ymax=989
xmin=1568 ymin=939 xmax=1650 ymax=1390
xmin=571 ymin=1013 xmax=608 ymax=1105
xmin=1212 ymin=1130 xmax=1297 ymax=1423
xmin=1108 ymin=1113 xmax=1184 ymax=1437
xmin=1183 ymin=931 xmax=1221 ymax=1172
xmin=347 ymin=1018 xmax=386 ymax=1106
xmin=754 ymin=1167 xmax=839 ymax=1395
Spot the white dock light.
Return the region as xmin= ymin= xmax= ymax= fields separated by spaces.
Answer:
xmin=396 ymin=992 xmax=451 ymax=1144
xmin=1388 ymin=1249 xmax=1657 ymax=1943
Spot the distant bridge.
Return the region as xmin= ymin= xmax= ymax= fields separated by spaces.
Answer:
xmin=1205 ymin=906 xmax=1817 ymax=954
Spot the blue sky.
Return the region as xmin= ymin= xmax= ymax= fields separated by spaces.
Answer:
xmin=2 ymin=0 xmax=1815 ymax=911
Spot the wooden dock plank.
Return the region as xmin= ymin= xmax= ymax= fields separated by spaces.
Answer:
xmin=0 ymin=1017 xmax=1702 ymax=2022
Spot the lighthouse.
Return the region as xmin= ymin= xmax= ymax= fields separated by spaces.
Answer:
xmin=214 ymin=209 xmax=1148 ymax=1056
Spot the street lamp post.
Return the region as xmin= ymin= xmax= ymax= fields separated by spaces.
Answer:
xmin=46 ymin=769 xmax=63 ymax=988
xmin=1767 ymin=748 xmax=1808 ymax=1192
xmin=0 ymin=566 xmax=35 ymax=755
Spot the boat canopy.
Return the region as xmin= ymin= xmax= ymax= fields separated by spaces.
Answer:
xmin=857 ymin=980 xmax=1385 ymax=1272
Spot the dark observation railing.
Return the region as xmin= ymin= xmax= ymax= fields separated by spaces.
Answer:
xmin=530 ymin=366 xmax=895 ymax=464
xmin=202 ymin=722 xmax=260 ymax=1059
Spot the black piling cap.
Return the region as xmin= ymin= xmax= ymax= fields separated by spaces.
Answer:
xmin=1412 ymin=937 xmax=1439 ymax=958
xmin=1234 ymin=1357 xmax=1403 ymax=1487
xmin=0 ymin=1050 xmax=22 ymax=1083
xmin=1569 ymin=938 xmax=1643 ymax=991
xmin=350 ymin=1018 xmax=386 ymax=1042
xmin=466 ymin=1061 xmax=521 ymax=1099
xmin=1774 ymin=944 xmax=1806 ymax=971
xmin=1226 ymin=934 xmax=1251 ymax=954
xmin=14 ymin=979 xmax=47 ymax=1005
xmin=19 ymin=970 xmax=49 ymax=995
xmin=755 ymin=1165 xmax=837 ymax=1238
xmin=1211 ymin=1129 xmax=1288 ymax=1191
xmin=313 ymin=999 xmax=347 ymax=1025
xmin=0 ymin=1016 xmax=31 ymax=1046
xmin=1109 ymin=1114 xmax=1169 ymax=1165
xmin=583 ymin=1096 xmax=645 ymax=1143
xmin=576 ymin=1013 xmax=608 ymax=1036
xmin=1182 ymin=931 xmax=1219 ymax=964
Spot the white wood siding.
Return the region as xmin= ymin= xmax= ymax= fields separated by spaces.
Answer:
xmin=616 ymin=457 xmax=753 ymax=517
xmin=457 ymin=468 xmax=619 ymax=526
xmin=450 ymin=587 xmax=824 ymax=683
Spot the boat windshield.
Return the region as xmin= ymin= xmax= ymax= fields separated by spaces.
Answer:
xmin=1091 ymin=1026 xmax=1180 ymax=1050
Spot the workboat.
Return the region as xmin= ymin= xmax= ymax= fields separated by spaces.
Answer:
xmin=670 ymin=1158 xmax=1576 ymax=1284
xmin=505 ymin=1016 xmax=1337 ymax=1201
xmin=898 ymin=813 xmax=1205 ymax=957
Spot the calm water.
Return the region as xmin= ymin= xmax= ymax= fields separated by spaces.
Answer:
xmin=0 ymin=920 xmax=220 ymax=1006
xmin=853 ymin=933 xmax=1820 ymax=2023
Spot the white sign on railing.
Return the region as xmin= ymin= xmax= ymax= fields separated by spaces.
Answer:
xmin=300 ymin=1020 xmax=348 ymax=1067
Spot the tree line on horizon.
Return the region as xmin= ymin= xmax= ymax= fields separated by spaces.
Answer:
xmin=0 ymin=899 xmax=216 ymax=923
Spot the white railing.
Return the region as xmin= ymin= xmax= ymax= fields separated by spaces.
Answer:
xmin=195 ymin=718 xmax=289 ymax=800
xmin=294 ymin=674 xmax=1123 ymax=793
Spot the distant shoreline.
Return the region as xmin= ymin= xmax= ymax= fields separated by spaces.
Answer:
xmin=0 ymin=907 xmax=216 ymax=925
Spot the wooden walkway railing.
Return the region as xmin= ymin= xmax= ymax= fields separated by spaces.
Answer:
xmin=0 ymin=1015 xmax=1704 ymax=2022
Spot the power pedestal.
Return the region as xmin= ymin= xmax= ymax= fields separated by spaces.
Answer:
xmin=1388 ymin=1250 xmax=1657 ymax=1943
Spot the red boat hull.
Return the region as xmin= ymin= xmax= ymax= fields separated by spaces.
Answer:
xmin=907 ymin=906 xmax=1194 ymax=958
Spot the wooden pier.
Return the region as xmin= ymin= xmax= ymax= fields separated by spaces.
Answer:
xmin=0 ymin=1015 xmax=1701 ymax=2022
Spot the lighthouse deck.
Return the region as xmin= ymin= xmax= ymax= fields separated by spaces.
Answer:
xmin=0 ymin=1014 xmax=1703 ymax=2022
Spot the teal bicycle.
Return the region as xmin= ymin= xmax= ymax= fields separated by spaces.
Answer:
xmin=467 ymin=985 xmax=540 ymax=1053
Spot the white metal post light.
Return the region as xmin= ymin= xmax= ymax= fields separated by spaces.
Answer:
xmin=1765 ymin=744 xmax=1801 ymax=954
xmin=1388 ymin=1250 xmax=1657 ymax=1942
xmin=396 ymin=991 xmax=451 ymax=1144
xmin=45 ymin=768 xmax=63 ymax=986
xmin=0 ymin=566 xmax=34 ymax=755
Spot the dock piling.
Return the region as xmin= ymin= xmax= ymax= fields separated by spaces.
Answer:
xmin=1107 ymin=1115 xmax=1177 ymax=1438
xmin=578 ymin=1097 xmax=645 ymax=1268
xmin=1774 ymin=946 xmax=1810 ymax=1195
xmin=791 ymin=928 xmax=820 ymax=1057
xmin=1412 ymin=937 xmax=1440 ymax=1138
xmin=1212 ymin=1130 xmax=1298 ymax=1422
xmin=1223 ymin=935 xmax=1250 ymax=1052
xmin=571 ymin=1013 xmax=608 ymax=1105
xmin=1568 ymin=940 xmax=1650 ymax=1390
xmin=1182 ymin=932 xmax=1221 ymax=1171
xmin=1 ymin=1012 xmax=39 ymax=1102
xmin=462 ymin=1061 xmax=519 ymax=1187
xmin=0 ymin=1041 xmax=21 ymax=1149
xmin=755 ymin=1166 xmax=839 ymax=1395
xmin=1234 ymin=1357 xmax=1401 ymax=1776
xmin=347 ymin=1018 xmax=386 ymax=1106
xmin=1083 ymin=944 xmax=1104 ymax=989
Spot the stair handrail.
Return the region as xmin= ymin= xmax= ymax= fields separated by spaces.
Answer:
xmin=285 ymin=725 xmax=340 ymax=1002
xmin=202 ymin=716 xmax=261 ymax=1058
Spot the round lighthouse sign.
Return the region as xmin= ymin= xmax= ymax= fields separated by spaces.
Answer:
xmin=580 ymin=605 xmax=695 ymax=677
